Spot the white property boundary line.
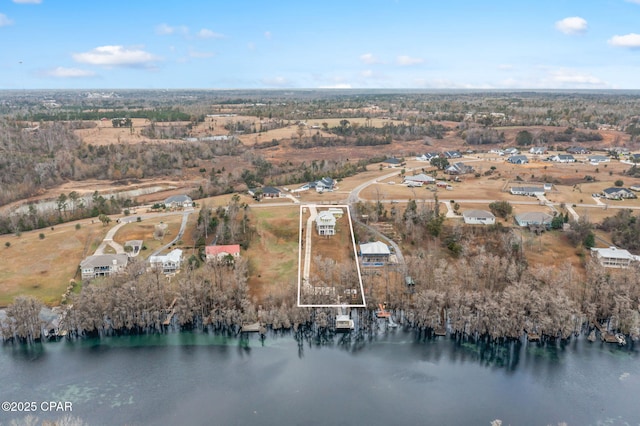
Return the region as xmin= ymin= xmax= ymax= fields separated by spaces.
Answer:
xmin=297 ymin=204 xmax=366 ymax=308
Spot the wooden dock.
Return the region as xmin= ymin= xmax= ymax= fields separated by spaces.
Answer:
xmin=527 ymin=332 xmax=540 ymax=342
xmin=241 ymin=322 xmax=263 ymax=333
xmin=162 ymin=297 xmax=177 ymax=326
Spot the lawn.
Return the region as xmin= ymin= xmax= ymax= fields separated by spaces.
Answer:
xmin=244 ymin=205 xmax=300 ymax=301
xmin=113 ymin=214 xmax=184 ymax=260
xmin=0 ymin=220 xmax=108 ymax=307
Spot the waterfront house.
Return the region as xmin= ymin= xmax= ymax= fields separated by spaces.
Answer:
xmin=149 ymin=249 xmax=183 ymax=275
xmin=315 ymin=211 xmax=336 ymax=236
xmin=359 ymin=241 xmax=391 ymax=265
xmin=205 ymin=244 xmax=241 ymax=262
xmin=80 ymin=254 xmax=129 ymax=280
xmin=591 ymin=247 xmax=636 ymax=268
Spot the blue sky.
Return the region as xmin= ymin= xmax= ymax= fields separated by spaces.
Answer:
xmin=1 ymin=0 xmax=640 ymax=90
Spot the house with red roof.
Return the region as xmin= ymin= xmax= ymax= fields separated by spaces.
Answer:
xmin=205 ymin=244 xmax=241 ymax=262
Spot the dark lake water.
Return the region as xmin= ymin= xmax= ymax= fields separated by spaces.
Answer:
xmin=1 ymin=330 xmax=639 ymax=426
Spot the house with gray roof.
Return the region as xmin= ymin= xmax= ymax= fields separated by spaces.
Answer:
xmin=510 ymin=186 xmax=545 ymax=196
xmin=359 ymin=241 xmax=391 ymax=265
xmin=462 ymin=210 xmax=496 ymax=225
xmin=149 ymin=249 xmax=183 ymax=275
xmin=80 ymin=254 xmax=129 ymax=280
xmin=602 ymin=187 xmax=636 ymax=200
xmin=507 ymin=155 xmax=529 ymax=165
xmin=587 ymin=155 xmax=610 ymax=164
xmin=164 ymin=194 xmax=193 ymax=209
xmin=514 ymin=212 xmax=553 ymax=227
xmin=591 ymin=246 xmax=636 ymax=268
xmin=316 ymin=210 xmax=336 ymax=236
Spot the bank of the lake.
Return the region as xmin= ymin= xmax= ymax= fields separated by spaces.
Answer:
xmin=1 ymin=330 xmax=639 ymax=426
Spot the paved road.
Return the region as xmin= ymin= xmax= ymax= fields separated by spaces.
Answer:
xmin=150 ymin=211 xmax=192 ymax=257
xmin=94 ymin=221 xmax=126 ymax=255
xmin=302 ymin=205 xmax=317 ymax=287
xmin=93 ymin=210 xmax=193 ymax=257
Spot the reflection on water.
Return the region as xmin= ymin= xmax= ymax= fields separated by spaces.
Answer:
xmin=1 ymin=329 xmax=639 ymax=426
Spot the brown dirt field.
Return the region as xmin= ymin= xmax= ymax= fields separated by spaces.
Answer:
xmin=75 ymin=119 xmax=192 ymax=146
xmin=0 ymin=220 xmax=108 ymax=307
xmin=519 ymin=229 xmax=586 ymax=278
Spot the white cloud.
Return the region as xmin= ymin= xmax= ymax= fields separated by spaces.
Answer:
xmin=156 ymin=24 xmax=175 ymax=35
xmin=319 ymin=84 xmax=352 ymax=89
xmin=155 ymin=24 xmax=188 ymax=36
xmin=549 ymin=69 xmax=606 ymax=86
xmin=360 ymin=53 xmax=381 ymax=64
xmin=261 ymin=76 xmax=291 ymax=87
xmin=397 ymin=55 xmax=424 ymax=66
xmin=625 ymin=0 xmax=640 ymax=4
xmin=555 ymin=17 xmax=588 ymax=35
xmin=497 ymin=64 xmax=513 ymax=70
xmin=0 ymin=13 xmax=13 ymax=27
xmin=12 ymin=0 xmax=42 ymax=3
xmin=197 ymin=28 xmax=224 ymax=39
xmin=608 ymin=33 xmax=640 ymax=48
xmin=188 ymin=49 xmax=214 ymax=59
xmin=44 ymin=67 xmax=96 ymax=78
xmin=264 ymin=31 xmax=272 ymax=39
xmin=73 ymin=45 xmax=160 ymax=68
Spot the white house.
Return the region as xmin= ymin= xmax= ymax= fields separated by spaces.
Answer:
xmin=462 ymin=209 xmax=496 ymax=225
xmin=551 ymin=154 xmax=576 ymax=163
xmin=602 ymin=187 xmax=637 ymax=200
xmin=587 ymin=155 xmax=610 ymax=164
xmin=316 ymin=210 xmax=336 ymax=236
xmin=80 ymin=254 xmax=129 ymax=280
xmin=149 ymin=249 xmax=183 ymax=274
xmin=591 ymin=247 xmax=636 ymax=268
xmin=510 ymin=186 xmax=546 ymax=196
xmin=529 ymin=146 xmax=547 ymax=155
xmin=164 ymin=194 xmax=193 ymax=209
xmin=404 ymin=173 xmax=436 ymax=185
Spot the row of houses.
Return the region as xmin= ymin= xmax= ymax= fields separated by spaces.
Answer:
xmin=80 ymin=244 xmax=242 ymax=280
xmin=415 ymin=151 xmax=463 ymax=161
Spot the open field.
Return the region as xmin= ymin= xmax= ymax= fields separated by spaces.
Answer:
xmin=244 ymin=205 xmax=299 ymax=301
xmin=0 ymin=220 xmax=108 ymax=306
